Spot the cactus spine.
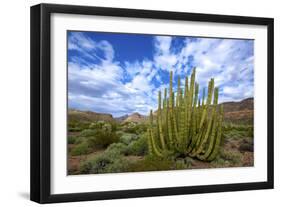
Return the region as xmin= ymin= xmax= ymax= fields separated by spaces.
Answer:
xmin=147 ymin=68 xmax=223 ymax=161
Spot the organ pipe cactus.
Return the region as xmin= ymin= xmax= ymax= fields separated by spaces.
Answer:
xmin=147 ymin=68 xmax=223 ymax=161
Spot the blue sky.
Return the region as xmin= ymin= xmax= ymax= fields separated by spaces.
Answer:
xmin=68 ymin=31 xmax=254 ymax=117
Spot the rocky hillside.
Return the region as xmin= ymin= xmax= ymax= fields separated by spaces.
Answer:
xmin=68 ymin=97 xmax=253 ymax=125
xmin=115 ymin=114 xmax=129 ymax=123
xmin=220 ymin=98 xmax=253 ymax=124
xmin=122 ymin=112 xmax=147 ymax=123
xmin=68 ymin=109 xmax=115 ymax=123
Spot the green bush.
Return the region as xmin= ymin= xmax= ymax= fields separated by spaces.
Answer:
xmin=173 ymin=157 xmax=195 ymax=170
xmin=92 ymin=130 xmax=119 ymax=148
xmin=134 ymin=123 xmax=148 ymax=134
xmin=89 ymin=121 xmax=118 ymax=132
xmin=121 ymin=122 xmax=148 ymax=134
xmin=121 ymin=122 xmax=137 ymax=133
xmin=68 ymin=135 xmax=85 ymax=145
xmin=110 ymin=122 xmax=118 ymax=132
xmin=89 ymin=121 xmax=105 ymax=130
xmin=219 ymin=149 xmax=242 ymax=165
xmin=211 ymin=157 xmax=230 ymax=167
xmin=68 ymin=135 xmax=77 ymax=144
xmin=68 ymin=120 xmax=90 ymax=132
xmin=105 ymin=143 xmax=128 ymax=155
xmin=102 ymin=123 xmax=112 ymax=132
xmin=126 ymin=135 xmax=148 ymax=156
xmin=80 ymin=128 xmax=119 ymax=149
xmin=103 ymin=157 xmax=130 ymax=173
xmin=80 ymin=154 xmax=111 ymax=174
xmin=223 ymin=123 xmax=254 ymax=140
xmin=68 ymin=127 xmax=82 ymax=132
xmin=239 ymin=143 xmax=253 ymax=152
xmin=247 ymin=127 xmax=254 ymax=137
xmin=239 ymin=138 xmax=254 ymax=152
xmin=126 ymin=155 xmax=173 ymax=172
xmin=70 ymin=141 xmax=91 ymax=156
xmin=119 ymin=133 xmax=138 ymax=145
xmin=80 ymin=148 xmax=130 ymax=174
xmin=74 ymin=137 xmax=85 ymax=144
xmin=80 ymin=129 xmax=96 ymax=137
xmin=184 ymin=157 xmax=195 ymax=167
xmin=174 ymin=159 xmax=188 ymax=170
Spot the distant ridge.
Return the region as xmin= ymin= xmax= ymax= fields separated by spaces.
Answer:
xmin=220 ymin=97 xmax=253 ymax=124
xmin=115 ymin=114 xmax=129 ymax=123
xmin=121 ymin=112 xmax=147 ymax=123
xmin=68 ymin=109 xmax=115 ymax=123
xmin=68 ymin=97 xmax=253 ymax=124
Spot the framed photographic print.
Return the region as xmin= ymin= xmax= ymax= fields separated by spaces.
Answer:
xmin=30 ymin=3 xmax=274 ymax=203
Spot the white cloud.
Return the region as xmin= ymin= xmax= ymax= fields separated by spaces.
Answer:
xmin=174 ymin=38 xmax=254 ymax=102
xmin=68 ymin=33 xmax=158 ymax=116
xmin=69 ymin=60 xmax=157 ymax=117
xmin=153 ymin=36 xmax=178 ymax=72
xmin=154 ymin=36 xmax=172 ymax=55
xmin=68 ymin=32 xmax=114 ymax=62
xmin=68 ymin=32 xmax=254 ymax=116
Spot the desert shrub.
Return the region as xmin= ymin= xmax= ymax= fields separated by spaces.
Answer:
xmin=174 ymin=159 xmax=188 ymax=170
xmin=223 ymin=123 xmax=251 ymax=131
xmin=70 ymin=141 xmax=91 ymax=156
xmin=68 ymin=135 xmax=85 ymax=145
xmin=219 ymin=149 xmax=242 ymax=165
xmin=119 ymin=133 xmax=138 ymax=145
xmin=116 ymin=130 xmax=124 ymax=137
xmin=247 ymin=126 xmax=254 ymax=137
xmin=122 ymin=122 xmax=137 ymax=133
xmin=211 ymin=157 xmax=230 ymax=167
xmin=80 ymin=128 xmax=119 ymax=149
xmin=103 ymin=157 xmax=130 ymax=173
xmin=68 ymin=120 xmax=90 ymax=132
xmin=110 ymin=122 xmax=118 ymax=132
xmin=68 ymin=127 xmax=82 ymax=132
xmin=184 ymin=157 xmax=195 ymax=167
xmin=239 ymin=143 xmax=253 ymax=152
xmin=122 ymin=122 xmax=148 ymax=134
xmin=134 ymin=123 xmax=148 ymax=134
xmin=90 ymin=130 xmax=119 ymax=148
xmin=223 ymin=123 xmax=254 ymax=140
xmin=105 ymin=143 xmax=128 ymax=155
xmin=126 ymin=135 xmax=148 ymax=156
xmin=85 ymin=137 xmax=96 ymax=148
xmin=126 ymin=155 xmax=173 ymax=172
xmin=80 ymin=149 xmax=130 ymax=174
xmin=101 ymin=123 xmax=112 ymax=132
xmin=223 ymin=129 xmax=252 ymax=140
xmin=68 ymin=135 xmax=77 ymax=144
xmin=89 ymin=121 xmax=105 ymax=129
xmin=89 ymin=121 xmax=118 ymax=132
xmin=80 ymin=129 xmax=96 ymax=137
xmin=223 ymin=130 xmax=242 ymax=139
xmin=239 ymin=138 xmax=254 ymax=152
xmin=80 ymin=154 xmax=111 ymax=174
xmin=74 ymin=137 xmax=85 ymax=144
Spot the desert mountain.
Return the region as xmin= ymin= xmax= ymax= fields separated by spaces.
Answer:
xmin=115 ymin=114 xmax=129 ymax=123
xmin=122 ymin=112 xmax=147 ymax=123
xmin=68 ymin=109 xmax=115 ymax=123
xmin=68 ymin=97 xmax=253 ymax=124
xmin=220 ymin=98 xmax=253 ymax=124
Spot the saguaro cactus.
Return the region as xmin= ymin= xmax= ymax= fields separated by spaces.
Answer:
xmin=147 ymin=68 xmax=223 ymax=161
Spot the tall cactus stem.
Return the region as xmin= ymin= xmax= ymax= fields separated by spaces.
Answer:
xmin=207 ymin=105 xmax=223 ymax=161
xmin=158 ymin=91 xmax=166 ymax=150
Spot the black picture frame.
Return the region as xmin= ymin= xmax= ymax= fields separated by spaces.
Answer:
xmin=30 ymin=3 xmax=274 ymax=204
